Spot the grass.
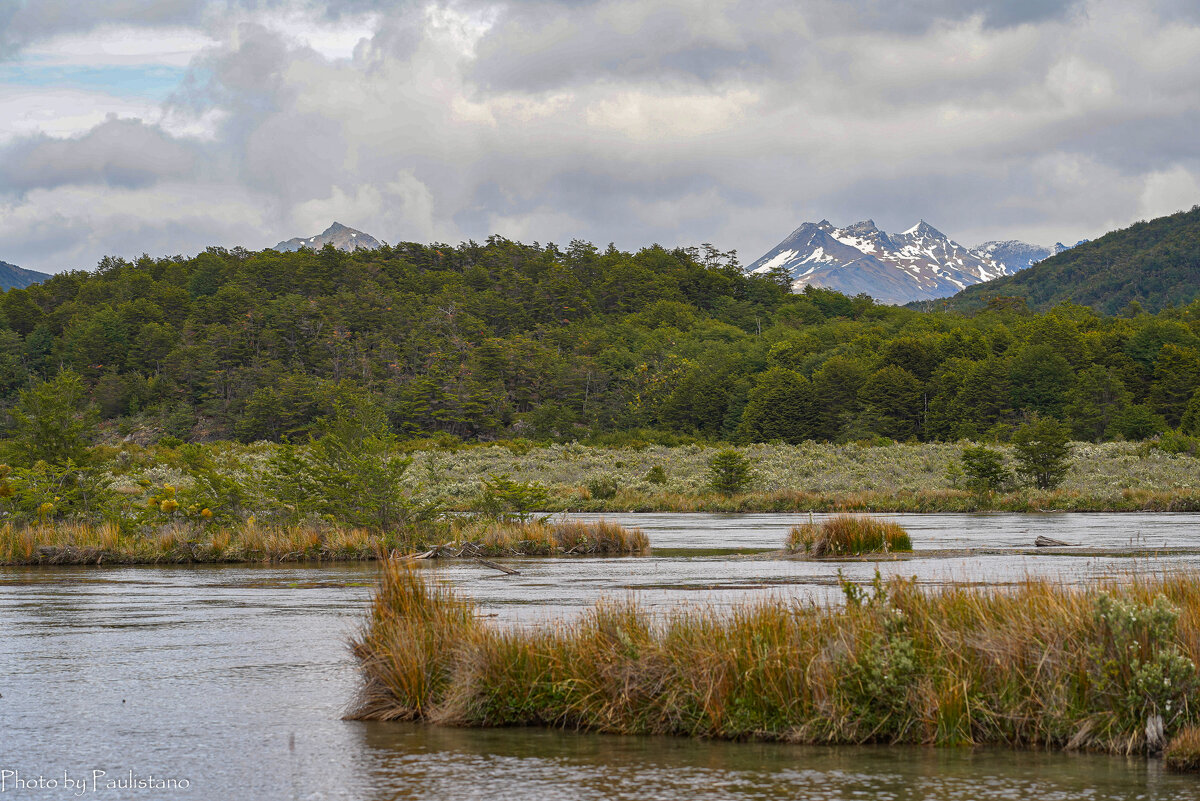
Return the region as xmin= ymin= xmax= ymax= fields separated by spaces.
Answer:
xmin=349 ymin=564 xmax=1200 ymax=757
xmin=0 ymin=518 xmax=648 ymax=565
xmin=95 ymin=439 xmax=1200 ymax=516
xmin=1165 ymin=726 xmax=1200 ymax=772
xmin=787 ymin=515 xmax=913 ymax=556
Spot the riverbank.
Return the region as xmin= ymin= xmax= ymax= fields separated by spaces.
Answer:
xmin=350 ymin=562 xmax=1200 ymax=762
xmin=0 ymin=518 xmax=648 ymax=566
xmin=517 ymin=486 xmax=1200 ymax=514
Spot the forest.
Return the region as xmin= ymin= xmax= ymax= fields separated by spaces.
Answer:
xmin=933 ymin=205 xmax=1200 ymax=315
xmin=0 ymin=234 xmax=1199 ymax=449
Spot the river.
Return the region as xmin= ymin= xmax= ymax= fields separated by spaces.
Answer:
xmin=1 ymin=513 xmax=1198 ymax=799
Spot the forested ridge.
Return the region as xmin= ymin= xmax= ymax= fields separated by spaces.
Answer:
xmin=3 ymin=233 xmax=1200 ymax=446
xmin=929 ymin=205 xmax=1200 ymax=315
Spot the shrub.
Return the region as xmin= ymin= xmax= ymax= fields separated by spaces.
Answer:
xmin=706 ymin=449 xmax=754 ymax=495
xmin=787 ymin=515 xmax=912 ymax=556
xmin=265 ymin=402 xmax=431 ymax=532
xmin=7 ymin=370 xmax=97 ymax=467
xmin=475 ymin=473 xmax=549 ymax=522
xmin=1011 ymin=416 xmax=1072 ymax=490
xmin=1145 ymin=430 xmax=1200 ymax=457
xmin=959 ymin=445 xmax=1011 ymax=494
xmin=586 ymin=476 xmax=619 ymax=500
xmin=644 ymin=465 xmax=667 ymax=485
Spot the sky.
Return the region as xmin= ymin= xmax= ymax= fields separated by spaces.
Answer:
xmin=1 ymin=0 xmax=1198 ymax=273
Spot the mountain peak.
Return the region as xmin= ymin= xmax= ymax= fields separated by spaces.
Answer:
xmin=747 ymin=217 xmax=1045 ymax=304
xmin=274 ymin=222 xmax=382 ymax=253
xmin=901 ymin=220 xmax=943 ymax=238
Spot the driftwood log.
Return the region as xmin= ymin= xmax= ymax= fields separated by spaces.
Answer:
xmin=475 ymin=558 xmax=520 ymax=575
xmin=1034 ymin=535 xmax=1077 ymax=547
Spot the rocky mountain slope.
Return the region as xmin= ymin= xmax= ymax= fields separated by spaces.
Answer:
xmin=274 ymin=222 xmax=382 ymax=252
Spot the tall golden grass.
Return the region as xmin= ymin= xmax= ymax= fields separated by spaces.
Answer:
xmin=1164 ymin=726 xmax=1200 ymax=771
xmin=350 ymin=564 xmax=1200 ymax=758
xmin=0 ymin=518 xmax=648 ymax=565
xmin=787 ymin=515 xmax=912 ymax=556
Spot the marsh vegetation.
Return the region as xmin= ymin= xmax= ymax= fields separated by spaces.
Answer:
xmin=786 ymin=515 xmax=913 ymax=557
xmin=351 ymin=562 xmax=1200 ymax=761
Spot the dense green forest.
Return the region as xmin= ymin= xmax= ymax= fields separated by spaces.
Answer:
xmin=3 ymin=233 xmax=1200 ymax=447
xmin=930 ymin=205 xmax=1200 ymax=315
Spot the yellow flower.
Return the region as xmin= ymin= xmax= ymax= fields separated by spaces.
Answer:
xmin=201 ymin=508 xmax=213 ymax=519
xmin=161 ymin=499 xmax=179 ymax=513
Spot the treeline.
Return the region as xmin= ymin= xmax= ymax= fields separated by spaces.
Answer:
xmin=2 ymin=235 xmax=1200 ymax=446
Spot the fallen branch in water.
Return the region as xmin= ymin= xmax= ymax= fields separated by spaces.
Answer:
xmin=474 ymin=557 xmax=520 ymax=575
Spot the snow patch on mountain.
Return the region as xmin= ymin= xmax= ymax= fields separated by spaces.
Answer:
xmin=748 ymin=219 xmax=1049 ymax=305
xmin=274 ymin=222 xmax=382 ymax=253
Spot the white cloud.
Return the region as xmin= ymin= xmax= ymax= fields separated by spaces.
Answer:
xmin=1139 ymin=165 xmax=1200 ymax=220
xmin=19 ymin=25 xmax=219 ymax=68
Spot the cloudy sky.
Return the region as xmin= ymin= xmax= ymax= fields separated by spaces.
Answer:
xmin=1 ymin=0 xmax=1198 ymax=273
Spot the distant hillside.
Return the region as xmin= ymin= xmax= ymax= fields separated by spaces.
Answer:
xmin=932 ymin=206 xmax=1200 ymax=314
xmin=0 ymin=260 xmax=50 ymax=290
xmin=274 ymin=222 xmax=382 ymax=252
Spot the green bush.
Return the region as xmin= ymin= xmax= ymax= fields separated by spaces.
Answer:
xmin=586 ymin=476 xmax=619 ymax=500
xmin=644 ymin=465 xmax=667 ymax=485
xmin=265 ymin=401 xmax=432 ymax=532
xmin=7 ymin=371 xmax=97 ymax=467
xmin=475 ymin=473 xmax=549 ymax=522
xmin=706 ymin=449 xmax=754 ymax=495
xmin=959 ymin=445 xmax=1011 ymax=494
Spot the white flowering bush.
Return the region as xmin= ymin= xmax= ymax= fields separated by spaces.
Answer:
xmin=1090 ymin=593 xmax=1196 ymax=735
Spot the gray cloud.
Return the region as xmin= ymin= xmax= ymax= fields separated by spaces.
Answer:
xmin=0 ymin=118 xmax=202 ymax=191
xmin=0 ymin=0 xmax=1198 ymax=274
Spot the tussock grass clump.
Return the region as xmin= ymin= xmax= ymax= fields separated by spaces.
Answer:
xmin=438 ymin=518 xmax=649 ymax=557
xmin=350 ymin=568 xmax=1200 ymax=756
xmin=351 ymin=559 xmax=481 ymax=721
xmin=787 ymin=515 xmax=912 ymax=556
xmin=1165 ymin=726 xmax=1200 ymax=772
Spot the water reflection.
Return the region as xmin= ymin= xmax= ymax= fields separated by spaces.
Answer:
xmin=354 ymin=723 xmax=1195 ymax=801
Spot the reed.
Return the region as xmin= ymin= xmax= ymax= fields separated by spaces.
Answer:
xmin=349 ymin=567 xmax=1200 ymax=757
xmin=787 ymin=515 xmax=912 ymax=556
xmin=0 ymin=518 xmax=649 ymax=564
xmin=434 ymin=518 xmax=650 ymax=557
xmin=1165 ymin=726 xmax=1200 ymax=772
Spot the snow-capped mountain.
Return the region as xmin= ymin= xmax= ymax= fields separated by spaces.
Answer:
xmin=1051 ymin=239 xmax=1089 ymax=256
xmin=274 ymin=222 xmax=382 ymax=253
xmin=972 ymin=240 xmax=1051 ymax=273
xmin=747 ymin=219 xmax=1047 ymax=305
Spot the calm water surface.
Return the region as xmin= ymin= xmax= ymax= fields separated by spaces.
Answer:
xmin=1 ymin=513 xmax=1198 ymax=800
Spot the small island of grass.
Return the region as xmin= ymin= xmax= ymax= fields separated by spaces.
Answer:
xmin=787 ymin=515 xmax=913 ymax=557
